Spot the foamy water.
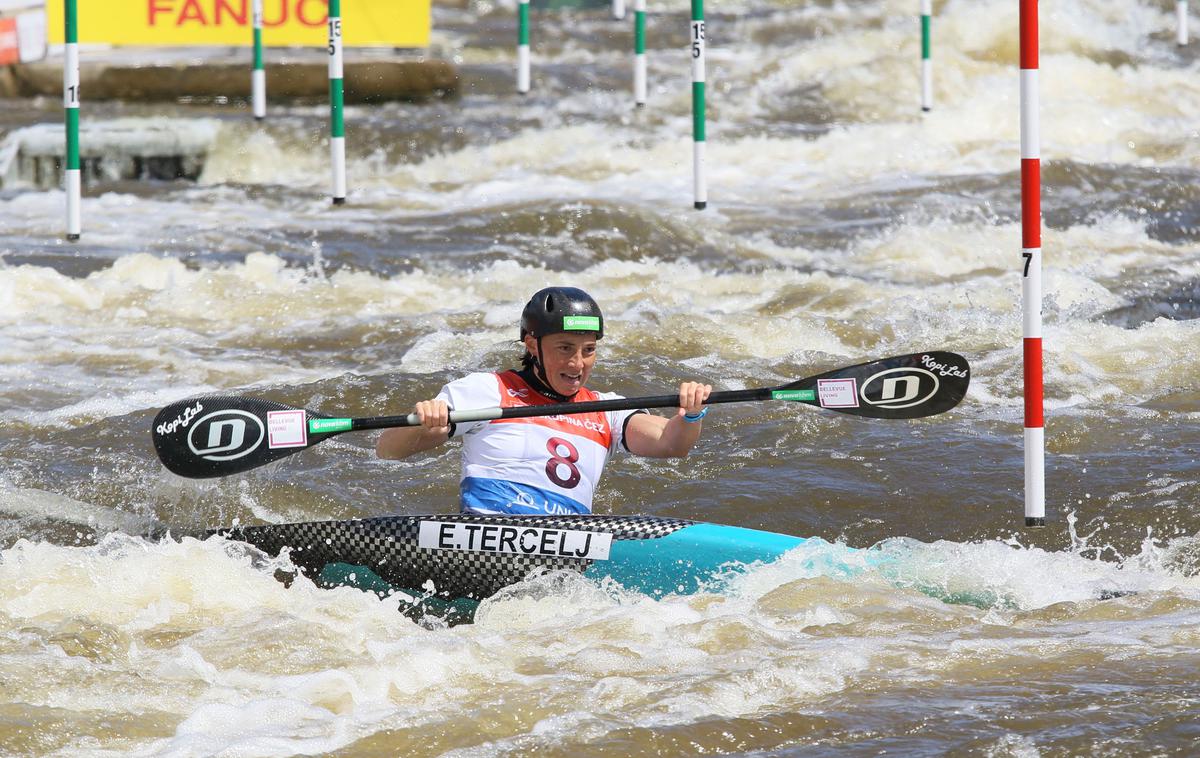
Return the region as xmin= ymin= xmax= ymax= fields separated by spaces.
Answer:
xmin=2 ymin=525 xmax=1197 ymax=756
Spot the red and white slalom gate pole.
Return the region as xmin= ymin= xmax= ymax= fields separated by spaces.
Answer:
xmin=1020 ymin=0 xmax=1044 ymax=527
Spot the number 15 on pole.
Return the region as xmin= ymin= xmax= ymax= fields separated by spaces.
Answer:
xmin=328 ymin=0 xmax=346 ymax=205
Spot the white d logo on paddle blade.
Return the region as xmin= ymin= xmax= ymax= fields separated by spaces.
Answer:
xmin=188 ymin=410 xmax=266 ymax=460
xmin=859 ymin=368 xmax=940 ymax=409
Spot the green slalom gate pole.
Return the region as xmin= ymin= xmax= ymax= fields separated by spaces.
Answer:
xmin=252 ymin=0 xmax=265 ymax=119
xmin=517 ymin=0 xmax=530 ymax=94
xmin=690 ymin=0 xmax=706 ymax=209
xmin=328 ymin=0 xmax=346 ymax=204
xmin=921 ymin=0 xmax=932 ymax=111
xmin=634 ymin=0 xmax=646 ymax=106
xmin=63 ymin=0 xmax=80 ymax=240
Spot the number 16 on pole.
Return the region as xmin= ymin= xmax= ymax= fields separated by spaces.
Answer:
xmin=691 ymin=0 xmax=706 ymax=210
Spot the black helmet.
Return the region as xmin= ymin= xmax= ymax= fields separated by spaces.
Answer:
xmin=519 ymin=287 xmax=604 ymax=341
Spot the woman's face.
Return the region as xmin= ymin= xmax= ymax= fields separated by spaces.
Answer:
xmin=526 ymin=332 xmax=598 ymax=395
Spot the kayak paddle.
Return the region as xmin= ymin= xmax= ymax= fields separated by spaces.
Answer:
xmin=152 ymin=351 xmax=970 ymax=479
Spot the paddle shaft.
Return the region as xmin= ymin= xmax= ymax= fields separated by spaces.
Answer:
xmin=347 ymin=387 xmax=772 ymax=432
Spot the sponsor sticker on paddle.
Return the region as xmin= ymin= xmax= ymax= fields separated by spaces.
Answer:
xmin=770 ymin=389 xmax=815 ymax=402
xmin=817 ymin=378 xmax=859 ymax=408
xmin=419 ymin=521 xmax=612 ymax=560
xmin=309 ymin=418 xmax=354 ymax=434
xmin=267 ymin=410 xmax=308 ymax=448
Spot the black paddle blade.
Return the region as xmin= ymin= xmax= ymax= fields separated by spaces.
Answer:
xmin=152 ymin=395 xmax=335 ymax=478
xmin=777 ymin=351 xmax=970 ymax=420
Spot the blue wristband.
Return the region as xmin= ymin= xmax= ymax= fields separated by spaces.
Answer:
xmin=682 ymin=407 xmax=708 ymax=423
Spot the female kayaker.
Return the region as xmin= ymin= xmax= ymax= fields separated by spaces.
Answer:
xmin=377 ymin=287 xmax=711 ymax=515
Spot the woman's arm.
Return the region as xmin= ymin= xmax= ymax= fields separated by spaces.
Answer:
xmin=376 ymin=399 xmax=452 ymax=459
xmin=622 ymin=381 xmax=712 ymax=458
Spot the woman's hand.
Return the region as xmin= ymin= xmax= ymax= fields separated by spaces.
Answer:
xmin=677 ymin=381 xmax=712 ymax=419
xmin=414 ymin=398 xmax=451 ymax=434
xmin=377 ymin=399 xmax=451 ymax=459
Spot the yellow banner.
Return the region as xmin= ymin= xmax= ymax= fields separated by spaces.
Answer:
xmin=48 ymin=0 xmax=429 ymax=48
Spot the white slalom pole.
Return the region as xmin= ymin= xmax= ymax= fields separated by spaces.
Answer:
xmin=252 ymin=0 xmax=265 ymax=119
xmin=328 ymin=0 xmax=346 ymax=204
xmin=517 ymin=0 xmax=531 ymax=94
xmin=64 ymin=0 xmax=81 ymax=241
xmin=1178 ymin=0 xmax=1188 ymax=46
xmin=634 ymin=0 xmax=646 ymax=106
xmin=920 ymin=0 xmax=932 ymax=112
xmin=1020 ymin=0 xmax=1044 ymax=527
xmin=691 ymin=0 xmax=706 ymax=209
xmin=613 ymin=0 xmax=626 ymax=20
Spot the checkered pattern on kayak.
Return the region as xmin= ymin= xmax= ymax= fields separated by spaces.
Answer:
xmin=213 ymin=513 xmax=693 ymax=601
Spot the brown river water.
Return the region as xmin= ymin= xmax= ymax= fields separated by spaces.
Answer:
xmin=1 ymin=0 xmax=1199 ymax=754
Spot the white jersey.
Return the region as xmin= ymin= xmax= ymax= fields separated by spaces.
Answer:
xmin=437 ymin=371 xmax=642 ymax=515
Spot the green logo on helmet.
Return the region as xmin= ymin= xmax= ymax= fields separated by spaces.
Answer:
xmin=563 ymin=315 xmax=601 ymax=331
